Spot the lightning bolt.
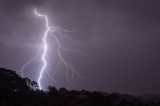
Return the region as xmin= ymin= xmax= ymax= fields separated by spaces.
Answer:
xmin=21 ymin=8 xmax=85 ymax=90
xmin=34 ymin=8 xmax=50 ymax=90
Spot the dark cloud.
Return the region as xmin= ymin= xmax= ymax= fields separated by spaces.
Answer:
xmin=0 ymin=0 xmax=160 ymax=94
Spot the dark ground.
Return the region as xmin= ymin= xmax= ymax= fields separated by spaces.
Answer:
xmin=0 ymin=68 xmax=160 ymax=106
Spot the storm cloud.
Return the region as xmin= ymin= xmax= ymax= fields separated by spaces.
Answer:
xmin=0 ymin=0 xmax=160 ymax=94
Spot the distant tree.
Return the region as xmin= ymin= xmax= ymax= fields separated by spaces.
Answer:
xmin=24 ymin=78 xmax=38 ymax=88
xmin=48 ymin=86 xmax=58 ymax=96
xmin=59 ymin=87 xmax=68 ymax=93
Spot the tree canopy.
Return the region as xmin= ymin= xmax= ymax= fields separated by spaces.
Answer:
xmin=0 ymin=68 xmax=160 ymax=106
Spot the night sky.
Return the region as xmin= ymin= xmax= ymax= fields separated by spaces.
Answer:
xmin=0 ymin=0 xmax=160 ymax=94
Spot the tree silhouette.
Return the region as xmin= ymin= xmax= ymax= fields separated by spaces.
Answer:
xmin=0 ymin=68 xmax=30 ymax=92
xmin=0 ymin=68 xmax=160 ymax=106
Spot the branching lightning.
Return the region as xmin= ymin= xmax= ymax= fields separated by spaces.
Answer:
xmin=20 ymin=8 xmax=85 ymax=90
xmin=20 ymin=51 xmax=40 ymax=78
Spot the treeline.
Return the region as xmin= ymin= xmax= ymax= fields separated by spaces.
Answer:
xmin=0 ymin=68 xmax=160 ymax=106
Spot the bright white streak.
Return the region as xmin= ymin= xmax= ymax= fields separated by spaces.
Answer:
xmin=34 ymin=8 xmax=50 ymax=90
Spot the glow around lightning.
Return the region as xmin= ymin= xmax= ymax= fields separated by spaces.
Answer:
xmin=21 ymin=8 xmax=84 ymax=90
